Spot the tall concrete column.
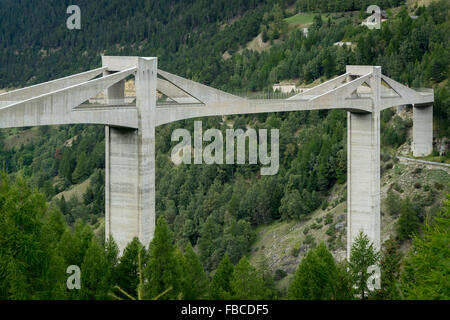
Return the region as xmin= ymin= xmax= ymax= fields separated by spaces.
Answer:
xmin=104 ymin=57 xmax=157 ymax=252
xmin=135 ymin=58 xmax=157 ymax=248
xmin=346 ymin=66 xmax=381 ymax=259
xmin=412 ymin=104 xmax=433 ymax=157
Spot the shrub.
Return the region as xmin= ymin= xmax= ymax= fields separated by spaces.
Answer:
xmin=324 ymin=212 xmax=333 ymax=225
xmin=274 ymin=269 xmax=287 ymax=281
xmin=311 ymin=223 xmax=322 ymax=230
xmin=326 ymin=225 xmax=336 ymax=237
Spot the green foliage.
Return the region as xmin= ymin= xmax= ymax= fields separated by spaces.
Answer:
xmin=0 ymin=175 xmax=66 ymax=299
xmin=181 ymin=243 xmax=209 ymax=299
xmin=113 ymin=237 xmax=146 ymax=299
xmin=371 ymin=237 xmax=401 ymax=300
xmin=401 ymin=200 xmax=450 ymax=299
xmin=0 ymin=0 xmax=449 ymax=301
xmin=348 ymin=231 xmax=380 ymax=300
xmin=72 ymin=152 xmax=90 ymax=184
xmin=396 ymin=197 xmax=421 ymax=241
xmin=80 ymin=238 xmax=111 ymax=299
xmin=144 ymin=217 xmax=182 ymax=300
xmin=209 ymin=254 xmax=234 ymax=299
xmin=230 ymin=257 xmax=272 ymax=299
xmin=385 ymin=190 xmax=401 ymax=216
xmin=288 ymin=243 xmax=348 ymax=299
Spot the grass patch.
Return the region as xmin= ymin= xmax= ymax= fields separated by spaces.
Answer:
xmin=284 ymin=13 xmax=325 ymax=25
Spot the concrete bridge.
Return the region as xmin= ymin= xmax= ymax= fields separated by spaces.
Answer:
xmin=0 ymin=56 xmax=434 ymax=257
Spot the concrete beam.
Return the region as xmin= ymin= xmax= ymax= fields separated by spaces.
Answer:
xmin=158 ymin=69 xmax=244 ymax=104
xmin=157 ymin=78 xmax=199 ymax=104
xmin=155 ymin=96 xmax=372 ymax=126
xmin=0 ymin=67 xmax=106 ymax=107
xmin=287 ymin=73 xmax=350 ymax=100
xmin=380 ymin=75 xmax=433 ymax=110
xmin=102 ymin=56 xmax=139 ymax=72
xmin=0 ymin=68 xmax=136 ymax=129
xmin=308 ymin=73 xmax=373 ymax=109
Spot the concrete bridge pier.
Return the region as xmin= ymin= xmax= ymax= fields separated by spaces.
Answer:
xmin=346 ymin=65 xmax=381 ymax=259
xmin=412 ymin=104 xmax=433 ymax=157
xmin=347 ymin=111 xmax=381 ymax=258
xmin=104 ymin=57 xmax=157 ymax=252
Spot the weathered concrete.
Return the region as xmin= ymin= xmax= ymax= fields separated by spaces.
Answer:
xmin=103 ymin=57 xmax=157 ymax=251
xmin=105 ymin=126 xmax=140 ymax=250
xmin=135 ymin=57 xmax=157 ymax=248
xmin=412 ymin=104 xmax=433 ymax=157
xmin=103 ymin=71 xmax=126 ymax=105
xmin=0 ymin=67 xmax=106 ymax=107
xmin=0 ymin=56 xmax=434 ymax=258
xmin=0 ymin=68 xmax=138 ymax=129
xmin=347 ymin=112 xmax=381 ymax=256
xmin=347 ymin=66 xmax=381 ymax=258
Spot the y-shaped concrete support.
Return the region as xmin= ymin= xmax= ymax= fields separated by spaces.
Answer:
xmin=346 ymin=66 xmax=381 ymax=258
xmin=412 ymin=104 xmax=433 ymax=157
xmin=104 ymin=57 xmax=157 ymax=251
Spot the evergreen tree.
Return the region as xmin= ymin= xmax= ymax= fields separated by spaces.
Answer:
xmin=72 ymin=152 xmax=89 ymax=183
xmin=209 ymin=254 xmax=234 ymax=299
xmin=288 ymin=243 xmax=340 ymax=300
xmin=0 ymin=175 xmax=66 ymax=299
xmin=396 ymin=198 xmax=421 ymax=241
xmin=256 ymin=255 xmax=276 ymax=299
xmin=80 ymin=238 xmax=111 ymax=299
xmin=401 ymin=201 xmax=450 ymax=299
xmin=230 ymin=257 xmax=268 ymax=300
xmin=373 ymin=237 xmax=401 ymax=299
xmin=181 ymin=243 xmax=209 ymax=299
xmin=348 ymin=231 xmax=380 ymax=300
xmin=114 ymin=237 xmax=146 ymax=299
xmin=144 ymin=217 xmax=182 ymax=300
xmin=59 ymin=151 xmax=72 ymax=183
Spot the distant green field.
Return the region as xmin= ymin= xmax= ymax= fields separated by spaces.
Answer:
xmin=284 ymin=13 xmax=326 ymax=25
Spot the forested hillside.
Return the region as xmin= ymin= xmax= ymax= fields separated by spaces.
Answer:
xmin=0 ymin=0 xmax=449 ymax=299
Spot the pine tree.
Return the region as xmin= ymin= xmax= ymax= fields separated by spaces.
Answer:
xmin=72 ymin=152 xmax=89 ymax=183
xmin=256 ymin=255 xmax=276 ymax=299
xmin=348 ymin=231 xmax=380 ymax=299
xmin=114 ymin=237 xmax=145 ymax=299
xmin=230 ymin=257 xmax=268 ymax=300
xmin=144 ymin=217 xmax=182 ymax=300
xmin=376 ymin=237 xmax=401 ymax=299
xmin=105 ymin=236 xmax=119 ymax=279
xmin=59 ymin=151 xmax=72 ymax=183
xmin=209 ymin=254 xmax=234 ymax=299
xmin=80 ymin=238 xmax=111 ymax=299
xmin=288 ymin=243 xmax=340 ymax=299
xmin=396 ymin=198 xmax=421 ymax=241
xmin=181 ymin=243 xmax=209 ymax=299
xmin=401 ymin=201 xmax=450 ymax=299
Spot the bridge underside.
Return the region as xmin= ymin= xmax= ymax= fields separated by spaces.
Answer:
xmin=0 ymin=56 xmax=434 ymax=255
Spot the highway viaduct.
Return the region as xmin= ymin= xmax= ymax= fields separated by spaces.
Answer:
xmin=0 ymin=56 xmax=434 ymax=257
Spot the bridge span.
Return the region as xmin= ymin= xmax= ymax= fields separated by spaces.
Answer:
xmin=0 ymin=56 xmax=434 ymax=256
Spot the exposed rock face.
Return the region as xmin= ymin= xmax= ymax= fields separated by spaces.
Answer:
xmin=335 ymin=222 xmax=346 ymax=232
